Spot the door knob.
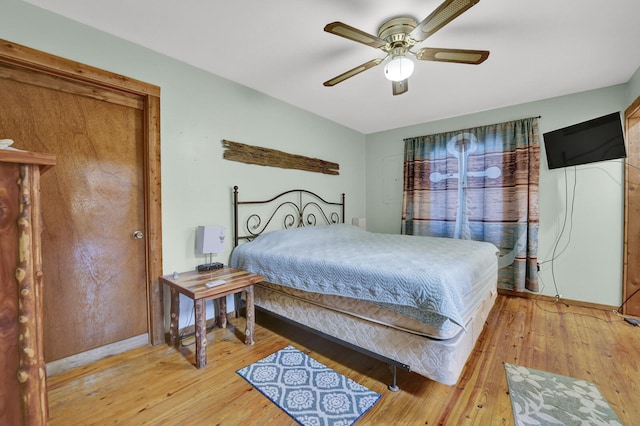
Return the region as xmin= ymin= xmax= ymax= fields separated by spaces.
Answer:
xmin=132 ymin=230 xmax=144 ymax=239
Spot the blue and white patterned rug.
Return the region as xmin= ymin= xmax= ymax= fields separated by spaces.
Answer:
xmin=237 ymin=345 xmax=381 ymax=425
xmin=504 ymin=363 xmax=622 ymax=425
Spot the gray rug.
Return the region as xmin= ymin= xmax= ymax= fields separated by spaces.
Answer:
xmin=238 ymin=345 xmax=380 ymax=425
xmin=504 ymin=363 xmax=622 ymax=425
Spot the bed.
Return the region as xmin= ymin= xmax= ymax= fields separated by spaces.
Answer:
xmin=230 ymin=186 xmax=498 ymax=389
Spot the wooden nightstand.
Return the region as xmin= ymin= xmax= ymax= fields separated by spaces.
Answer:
xmin=159 ymin=267 xmax=265 ymax=368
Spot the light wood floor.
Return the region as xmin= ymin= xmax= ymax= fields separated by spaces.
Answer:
xmin=47 ymin=296 xmax=639 ymax=425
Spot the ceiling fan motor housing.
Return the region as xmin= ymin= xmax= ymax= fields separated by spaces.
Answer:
xmin=378 ymin=17 xmax=419 ymax=51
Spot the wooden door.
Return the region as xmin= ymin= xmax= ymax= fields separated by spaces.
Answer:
xmin=624 ymin=97 xmax=640 ymax=316
xmin=0 ymin=44 xmax=163 ymax=361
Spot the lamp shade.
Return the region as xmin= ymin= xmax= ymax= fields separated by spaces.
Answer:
xmin=196 ymin=226 xmax=225 ymax=254
xmin=384 ymin=56 xmax=414 ymax=82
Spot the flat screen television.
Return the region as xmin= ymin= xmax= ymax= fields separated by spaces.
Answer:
xmin=543 ymin=112 xmax=626 ymax=169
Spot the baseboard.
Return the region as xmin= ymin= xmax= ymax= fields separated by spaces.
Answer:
xmin=46 ymin=333 xmax=148 ymax=376
xmin=498 ymin=289 xmax=618 ymax=311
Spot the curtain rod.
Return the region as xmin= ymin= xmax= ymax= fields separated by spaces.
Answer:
xmin=404 ymin=115 xmax=543 ymax=141
xmin=511 ymin=115 xmax=542 ymax=120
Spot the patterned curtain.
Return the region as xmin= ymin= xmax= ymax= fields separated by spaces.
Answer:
xmin=402 ymin=117 xmax=540 ymax=292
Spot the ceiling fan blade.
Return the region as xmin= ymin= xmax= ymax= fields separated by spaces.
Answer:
xmin=323 ymin=58 xmax=383 ymax=87
xmin=409 ymin=0 xmax=480 ymax=43
xmin=392 ymin=79 xmax=408 ymax=96
xmin=324 ymin=22 xmax=387 ymax=49
xmin=416 ymin=47 xmax=489 ymax=64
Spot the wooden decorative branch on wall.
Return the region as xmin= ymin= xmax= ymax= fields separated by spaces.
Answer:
xmin=222 ymin=140 xmax=339 ymax=175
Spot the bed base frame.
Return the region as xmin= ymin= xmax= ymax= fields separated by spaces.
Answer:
xmin=232 ymin=186 xmax=408 ymax=390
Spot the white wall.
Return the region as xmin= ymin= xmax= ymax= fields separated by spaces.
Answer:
xmin=628 ymin=66 xmax=640 ymax=106
xmin=1 ymin=0 xmax=366 ymax=327
xmin=365 ymin=84 xmax=632 ymax=307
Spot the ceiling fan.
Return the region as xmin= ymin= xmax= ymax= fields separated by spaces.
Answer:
xmin=323 ymin=0 xmax=489 ymax=95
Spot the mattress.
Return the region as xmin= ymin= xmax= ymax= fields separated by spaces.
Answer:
xmin=254 ymin=281 xmax=497 ymax=386
xmin=231 ymin=224 xmax=499 ymax=333
xmin=257 ymin=253 xmax=495 ymax=340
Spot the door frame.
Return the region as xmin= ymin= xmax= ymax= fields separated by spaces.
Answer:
xmin=624 ymin=96 xmax=640 ymax=316
xmin=0 ymin=39 xmax=164 ymax=345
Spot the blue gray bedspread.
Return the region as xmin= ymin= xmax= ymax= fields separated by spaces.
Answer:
xmin=230 ymin=224 xmax=498 ymax=328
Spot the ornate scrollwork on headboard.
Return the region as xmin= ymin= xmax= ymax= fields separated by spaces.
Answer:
xmin=233 ymin=186 xmax=345 ymax=246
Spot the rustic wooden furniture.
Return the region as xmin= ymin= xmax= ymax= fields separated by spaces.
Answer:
xmin=0 ymin=150 xmax=55 ymax=425
xmin=159 ymin=267 xmax=264 ymax=368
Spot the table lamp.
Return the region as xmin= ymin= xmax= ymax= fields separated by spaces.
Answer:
xmin=196 ymin=225 xmax=225 ymax=271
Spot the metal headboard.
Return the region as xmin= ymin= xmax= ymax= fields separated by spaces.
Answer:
xmin=233 ymin=186 xmax=345 ymax=246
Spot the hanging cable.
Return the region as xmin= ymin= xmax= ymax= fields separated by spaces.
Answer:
xmin=537 ymin=166 xmax=577 ymax=302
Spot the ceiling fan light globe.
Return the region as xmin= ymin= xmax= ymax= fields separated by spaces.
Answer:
xmin=384 ymin=56 xmax=414 ymax=82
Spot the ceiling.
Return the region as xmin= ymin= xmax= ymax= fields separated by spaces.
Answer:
xmin=23 ymin=0 xmax=640 ymax=134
